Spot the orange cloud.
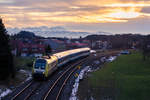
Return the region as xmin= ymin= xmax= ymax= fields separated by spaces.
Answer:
xmin=1 ymin=0 xmax=150 ymax=28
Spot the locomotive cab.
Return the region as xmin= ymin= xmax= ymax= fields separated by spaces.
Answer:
xmin=32 ymin=58 xmax=47 ymax=78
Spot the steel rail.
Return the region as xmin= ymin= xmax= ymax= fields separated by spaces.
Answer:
xmin=11 ymin=80 xmax=33 ymax=100
xmin=23 ymin=82 xmax=42 ymax=100
xmin=43 ymin=57 xmax=88 ymax=100
xmin=56 ymin=65 xmax=78 ymax=100
xmin=56 ymin=57 xmax=88 ymax=100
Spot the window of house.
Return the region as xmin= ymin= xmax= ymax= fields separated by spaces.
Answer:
xmin=22 ymin=48 xmax=28 ymax=51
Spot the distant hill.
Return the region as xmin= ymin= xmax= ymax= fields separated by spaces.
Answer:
xmin=85 ymin=34 xmax=110 ymax=41
xmin=12 ymin=31 xmax=36 ymax=39
xmin=84 ymin=34 xmax=145 ymax=41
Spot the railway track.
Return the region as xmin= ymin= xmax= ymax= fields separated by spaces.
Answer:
xmin=3 ymin=57 xmax=89 ymax=100
xmin=43 ymin=57 xmax=89 ymax=100
xmin=2 ymin=50 xmax=120 ymax=100
xmin=3 ymin=51 xmax=118 ymax=100
xmin=11 ymin=80 xmax=33 ymax=100
xmin=10 ymin=80 xmax=42 ymax=100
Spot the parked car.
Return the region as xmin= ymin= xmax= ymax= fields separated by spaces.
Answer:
xmin=120 ymin=50 xmax=130 ymax=54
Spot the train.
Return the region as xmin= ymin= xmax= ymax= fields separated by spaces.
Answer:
xmin=32 ymin=47 xmax=91 ymax=79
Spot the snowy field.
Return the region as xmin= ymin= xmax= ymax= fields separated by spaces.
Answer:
xmin=0 ymin=89 xmax=12 ymax=100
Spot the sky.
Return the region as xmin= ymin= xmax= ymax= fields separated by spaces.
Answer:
xmin=0 ymin=0 xmax=150 ymax=34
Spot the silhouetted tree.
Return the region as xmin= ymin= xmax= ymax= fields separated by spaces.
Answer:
xmin=0 ymin=18 xmax=15 ymax=80
xmin=45 ymin=45 xmax=52 ymax=55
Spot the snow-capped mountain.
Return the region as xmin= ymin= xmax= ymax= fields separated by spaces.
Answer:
xmin=7 ymin=27 xmax=20 ymax=35
xmin=96 ymin=31 xmax=113 ymax=35
xmin=21 ymin=26 xmax=67 ymax=32
xmin=7 ymin=26 xmax=91 ymax=38
xmin=7 ymin=26 xmax=113 ymax=38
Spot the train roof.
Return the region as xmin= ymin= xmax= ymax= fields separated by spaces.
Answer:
xmin=35 ymin=48 xmax=90 ymax=63
xmin=53 ymin=47 xmax=90 ymax=59
xmin=37 ymin=55 xmax=57 ymax=63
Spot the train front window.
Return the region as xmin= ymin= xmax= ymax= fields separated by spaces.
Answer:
xmin=34 ymin=59 xmax=46 ymax=69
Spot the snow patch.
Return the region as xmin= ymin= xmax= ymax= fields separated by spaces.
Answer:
xmin=106 ymin=56 xmax=116 ymax=62
xmin=19 ymin=69 xmax=31 ymax=75
xmin=90 ymin=50 xmax=96 ymax=53
xmin=0 ymin=89 xmax=1 ymax=94
xmin=69 ymin=66 xmax=90 ymax=100
xmin=90 ymin=96 xmax=95 ymax=100
xmin=19 ymin=69 xmax=32 ymax=82
xmin=19 ymin=69 xmax=26 ymax=73
xmin=25 ymin=75 xmax=32 ymax=82
xmin=87 ymin=66 xmax=101 ymax=72
xmin=0 ymin=89 xmax=12 ymax=100
xmin=100 ymin=57 xmax=106 ymax=62
xmin=93 ymin=54 xmax=97 ymax=56
xmin=0 ymin=69 xmax=32 ymax=99
xmin=94 ymin=60 xmax=100 ymax=64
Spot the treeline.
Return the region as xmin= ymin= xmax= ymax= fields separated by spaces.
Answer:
xmin=85 ymin=34 xmax=150 ymax=60
xmin=85 ymin=34 xmax=145 ymax=49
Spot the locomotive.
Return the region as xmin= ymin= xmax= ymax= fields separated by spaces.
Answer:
xmin=32 ymin=48 xmax=90 ymax=79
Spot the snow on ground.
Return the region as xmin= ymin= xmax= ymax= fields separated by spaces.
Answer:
xmin=93 ymin=60 xmax=100 ymax=65
xmin=90 ymin=96 xmax=95 ymax=100
xmin=0 ymin=69 xmax=32 ymax=99
xmin=19 ymin=69 xmax=32 ymax=82
xmin=19 ymin=69 xmax=26 ymax=73
xmin=19 ymin=69 xmax=31 ymax=75
xmin=69 ymin=55 xmax=118 ymax=100
xmin=106 ymin=56 xmax=117 ymax=62
xmin=100 ymin=57 xmax=106 ymax=62
xmin=0 ymin=89 xmax=12 ymax=100
xmin=69 ymin=66 xmax=90 ymax=100
xmin=25 ymin=76 xmax=32 ymax=82
xmin=87 ymin=66 xmax=98 ymax=72
xmin=90 ymin=50 xmax=96 ymax=53
xmin=93 ymin=54 xmax=97 ymax=56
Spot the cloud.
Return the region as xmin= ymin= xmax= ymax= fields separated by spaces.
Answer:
xmin=0 ymin=0 xmax=13 ymax=3
xmin=141 ymin=7 xmax=150 ymax=13
xmin=0 ymin=0 xmax=150 ymax=34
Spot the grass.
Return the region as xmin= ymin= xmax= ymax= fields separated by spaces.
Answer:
xmin=14 ymin=57 xmax=35 ymax=70
xmin=89 ymin=52 xmax=150 ymax=100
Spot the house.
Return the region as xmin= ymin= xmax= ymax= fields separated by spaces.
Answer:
xmin=66 ymin=42 xmax=88 ymax=49
xmin=10 ymin=39 xmax=45 ymax=57
xmin=44 ymin=39 xmax=66 ymax=52
xmin=20 ymin=42 xmax=45 ymax=57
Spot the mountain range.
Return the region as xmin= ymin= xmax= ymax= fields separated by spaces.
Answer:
xmin=7 ymin=26 xmax=113 ymax=38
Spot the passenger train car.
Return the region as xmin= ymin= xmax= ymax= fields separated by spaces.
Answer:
xmin=32 ymin=47 xmax=90 ymax=79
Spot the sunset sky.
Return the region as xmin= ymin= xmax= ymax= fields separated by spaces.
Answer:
xmin=0 ymin=0 xmax=150 ymax=34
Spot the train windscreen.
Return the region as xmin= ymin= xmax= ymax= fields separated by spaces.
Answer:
xmin=34 ymin=59 xmax=46 ymax=69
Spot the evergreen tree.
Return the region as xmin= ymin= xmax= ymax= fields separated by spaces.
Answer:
xmin=0 ymin=18 xmax=15 ymax=80
xmin=45 ymin=45 xmax=52 ymax=55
